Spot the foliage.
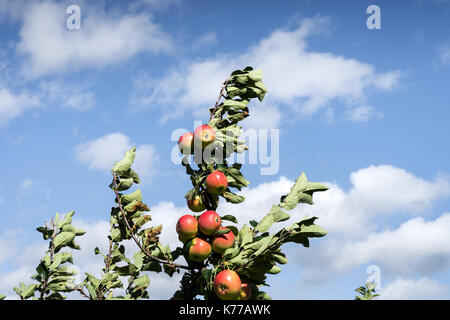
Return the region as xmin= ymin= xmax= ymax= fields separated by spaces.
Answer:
xmin=355 ymin=282 xmax=380 ymax=300
xmin=13 ymin=211 xmax=85 ymax=300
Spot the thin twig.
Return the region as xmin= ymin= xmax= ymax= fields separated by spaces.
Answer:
xmin=209 ymin=77 xmax=232 ymax=121
xmin=112 ymin=172 xmax=190 ymax=270
xmin=76 ymin=286 xmax=91 ymax=300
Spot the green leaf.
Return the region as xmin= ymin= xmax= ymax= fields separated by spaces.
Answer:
xmin=85 ymin=283 xmax=97 ymax=300
xmin=249 ymin=235 xmax=273 ymax=258
xmin=133 ymin=251 xmax=145 ymax=271
xmin=143 ymin=261 xmax=162 ymax=273
xmin=61 ymin=224 xmax=86 ymax=236
xmin=53 ymin=232 xmax=76 ymax=251
xmin=270 ymin=205 xmax=290 ymax=223
xmin=222 ymin=191 xmax=245 ymax=204
xmin=221 ymin=214 xmax=238 ymax=224
xmin=0 ymin=295 xmax=6 ymax=300
xmin=111 ymin=178 xmax=134 ymax=191
xmin=254 ymin=214 xmax=275 ymax=233
xmin=249 ymin=220 xmax=258 ymax=228
xmin=132 ymin=214 xmax=152 ymax=230
xmin=297 ymin=192 xmax=313 ymax=205
xmin=124 ymin=200 xmax=150 ymax=214
xmin=120 ymin=189 xmax=143 ymax=205
xmin=134 ymin=275 xmax=150 ymax=288
xmin=57 ymin=211 xmax=75 ymax=229
xmin=48 ymin=253 xmax=63 ymax=270
xmin=213 ymin=228 xmax=231 ymax=236
xmin=273 ymin=253 xmax=288 ymax=264
xmin=267 ymin=265 xmax=282 ymax=274
xmin=223 ymin=246 xmax=239 ymax=260
xmin=21 ymin=284 xmax=38 ymax=299
xmin=110 ymin=228 xmax=121 ymax=242
xmin=238 ymin=225 xmax=253 ymax=247
xmin=36 ymin=226 xmax=53 ymax=240
xmin=305 ymin=182 xmax=329 ymax=193
xmin=111 ymin=147 xmax=136 ymax=175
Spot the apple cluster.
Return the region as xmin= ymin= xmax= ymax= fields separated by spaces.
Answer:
xmin=176 ymin=212 xmax=250 ymax=300
xmin=176 ymin=124 xmax=251 ymax=300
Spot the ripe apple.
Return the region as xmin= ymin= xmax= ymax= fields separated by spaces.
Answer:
xmin=205 ymin=170 xmax=228 ymax=195
xmin=176 ymin=215 xmax=198 ymax=240
xmin=193 ymin=124 xmax=216 ymax=149
xmin=214 ymin=270 xmax=242 ymax=300
xmin=178 ymin=132 xmax=194 ymax=155
xmin=187 ymin=195 xmax=206 ymax=213
xmin=198 ymin=210 xmax=221 ymax=236
xmin=237 ymin=281 xmax=252 ymax=300
xmin=185 ymin=237 xmax=211 ymax=263
xmin=211 ymin=227 xmax=235 ymax=254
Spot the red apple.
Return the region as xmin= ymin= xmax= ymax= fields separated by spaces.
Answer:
xmin=205 ymin=170 xmax=228 ymax=195
xmin=214 ymin=270 xmax=241 ymax=300
xmin=185 ymin=237 xmax=211 ymax=263
xmin=187 ymin=195 xmax=206 ymax=213
xmin=237 ymin=281 xmax=252 ymax=300
xmin=178 ymin=132 xmax=194 ymax=155
xmin=176 ymin=215 xmax=198 ymax=240
xmin=193 ymin=124 xmax=215 ymax=149
xmin=198 ymin=210 xmax=221 ymax=236
xmin=212 ymin=227 xmax=235 ymax=254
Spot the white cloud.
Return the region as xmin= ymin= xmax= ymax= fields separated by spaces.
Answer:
xmin=40 ymin=80 xmax=95 ymax=111
xmin=438 ymin=44 xmax=450 ymax=66
xmin=347 ymin=165 xmax=450 ymax=216
xmin=380 ymin=277 xmax=448 ymax=300
xmin=75 ymin=132 xmax=159 ymax=182
xmin=333 ymin=213 xmax=450 ymax=274
xmin=191 ymin=32 xmax=218 ymax=51
xmin=15 ymin=1 xmax=173 ymax=77
xmin=244 ymin=103 xmax=282 ymax=129
xmin=131 ymin=17 xmax=401 ymax=124
xmin=0 ymin=87 xmax=40 ymax=127
xmin=345 ymin=105 xmax=383 ymax=123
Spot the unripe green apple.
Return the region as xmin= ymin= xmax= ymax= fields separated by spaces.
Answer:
xmin=214 ymin=270 xmax=242 ymax=300
xmin=205 ymin=170 xmax=228 ymax=195
xmin=185 ymin=237 xmax=211 ymax=263
xmin=178 ymin=132 xmax=194 ymax=155
xmin=187 ymin=195 xmax=206 ymax=213
xmin=198 ymin=210 xmax=221 ymax=236
xmin=212 ymin=227 xmax=235 ymax=254
xmin=176 ymin=215 xmax=198 ymax=240
xmin=193 ymin=124 xmax=215 ymax=149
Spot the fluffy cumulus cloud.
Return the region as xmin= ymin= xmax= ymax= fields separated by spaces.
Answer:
xmin=0 ymin=87 xmax=40 ymax=127
xmin=13 ymin=0 xmax=173 ymax=77
xmin=75 ymin=132 xmax=159 ymax=181
xmin=131 ymin=17 xmax=401 ymax=126
xmin=379 ymin=277 xmax=448 ymax=300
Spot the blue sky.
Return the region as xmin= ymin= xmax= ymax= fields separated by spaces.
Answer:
xmin=1 ymin=0 xmax=450 ymax=299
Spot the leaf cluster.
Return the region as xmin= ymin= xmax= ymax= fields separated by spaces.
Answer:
xmin=13 ymin=211 xmax=85 ymax=300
